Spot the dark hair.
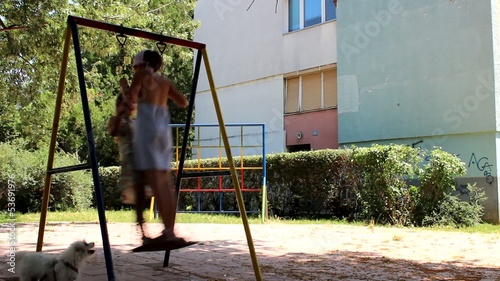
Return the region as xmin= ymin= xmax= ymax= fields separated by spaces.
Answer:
xmin=143 ymin=50 xmax=163 ymax=71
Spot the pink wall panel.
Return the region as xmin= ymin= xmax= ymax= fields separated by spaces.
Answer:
xmin=284 ymin=109 xmax=338 ymax=150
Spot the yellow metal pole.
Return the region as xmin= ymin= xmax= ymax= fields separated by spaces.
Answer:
xmin=149 ymin=197 xmax=155 ymax=221
xmin=201 ymin=48 xmax=262 ymax=281
xmin=36 ymin=26 xmax=72 ymax=252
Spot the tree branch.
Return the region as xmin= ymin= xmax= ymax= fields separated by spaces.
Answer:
xmin=0 ymin=26 xmax=29 ymax=32
xmin=0 ymin=17 xmax=31 ymax=32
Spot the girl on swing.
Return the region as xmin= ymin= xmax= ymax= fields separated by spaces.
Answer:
xmin=123 ymin=49 xmax=191 ymax=248
xmin=107 ymin=79 xmax=152 ymax=241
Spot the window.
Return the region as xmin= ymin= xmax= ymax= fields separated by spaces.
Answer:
xmin=289 ymin=0 xmax=300 ymax=32
xmin=288 ymin=0 xmax=336 ymax=32
xmin=285 ymin=77 xmax=300 ymax=112
xmin=304 ymin=0 xmax=321 ymax=28
xmin=285 ymin=68 xmax=337 ymax=114
xmin=301 ymin=73 xmax=322 ymax=110
xmin=325 ymin=0 xmax=336 ymax=21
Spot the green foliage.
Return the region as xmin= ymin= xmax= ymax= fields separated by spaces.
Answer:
xmin=326 ymin=150 xmax=361 ymax=220
xmin=98 ymin=166 xmax=133 ymax=210
xmin=350 ymin=145 xmax=423 ymax=225
xmin=266 ymin=150 xmax=340 ymax=217
xmin=1 ymin=0 xmax=199 ymax=163
xmin=422 ymin=183 xmax=487 ymax=227
xmin=9 ymin=142 xmax=482 ymax=228
xmin=415 ymin=148 xmax=467 ymax=225
xmin=0 ymin=141 xmax=93 ymax=213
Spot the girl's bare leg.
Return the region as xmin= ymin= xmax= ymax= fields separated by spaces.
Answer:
xmin=161 ymin=170 xmax=177 ymax=236
xmin=135 ymin=171 xmax=148 ymax=239
xmin=144 ymin=170 xmax=177 ymax=237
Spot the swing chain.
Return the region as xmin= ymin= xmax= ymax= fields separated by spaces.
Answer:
xmin=156 ymin=41 xmax=167 ymax=56
xmin=116 ymin=25 xmax=128 ymax=74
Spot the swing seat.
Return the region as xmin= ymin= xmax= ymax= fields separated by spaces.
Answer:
xmin=132 ymin=236 xmax=198 ymax=252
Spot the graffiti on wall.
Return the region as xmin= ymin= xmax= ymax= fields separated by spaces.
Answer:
xmin=409 ymin=141 xmax=495 ymax=185
xmin=468 ymin=153 xmax=494 ymax=184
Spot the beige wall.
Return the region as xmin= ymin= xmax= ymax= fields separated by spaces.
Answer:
xmin=285 ymin=109 xmax=338 ymax=150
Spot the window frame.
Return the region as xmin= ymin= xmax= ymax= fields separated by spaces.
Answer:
xmin=284 ymin=67 xmax=337 ymax=114
xmin=288 ymin=0 xmax=336 ymax=32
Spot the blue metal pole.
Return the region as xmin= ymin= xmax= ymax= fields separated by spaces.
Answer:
xmin=68 ymin=17 xmax=115 ymax=281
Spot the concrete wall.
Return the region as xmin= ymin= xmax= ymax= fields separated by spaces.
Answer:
xmin=194 ymin=76 xmax=285 ymax=156
xmin=193 ymin=0 xmax=337 ymax=156
xmin=337 ymin=0 xmax=495 ymax=143
xmin=285 ymin=109 xmax=338 ymax=150
xmin=337 ymin=0 xmax=499 ymax=222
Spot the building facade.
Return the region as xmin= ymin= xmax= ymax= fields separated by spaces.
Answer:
xmin=193 ymin=0 xmax=338 ymax=156
xmin=193 ymin=0 xmax=500 ymax=223
xmin=337 ymin=0 xmax=500 ymax=223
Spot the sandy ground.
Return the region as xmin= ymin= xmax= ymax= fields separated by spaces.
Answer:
xmin=1 ymin=222 xmax=499 ymax=281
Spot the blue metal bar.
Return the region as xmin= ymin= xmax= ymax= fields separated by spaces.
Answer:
xmin=48 ymin=163 xmax=91 ymax=175
xmin=68 ymin=17 xmax=115 ymax=281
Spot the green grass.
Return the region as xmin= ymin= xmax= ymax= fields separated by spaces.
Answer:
xmin=2 ymin=210 xmax=500 ymax=234
xmin=0 ymin=210 xmax=264 ymax=224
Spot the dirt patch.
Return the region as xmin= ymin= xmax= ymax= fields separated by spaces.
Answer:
xmin=1 ymin=223 xmax=499 ymax=280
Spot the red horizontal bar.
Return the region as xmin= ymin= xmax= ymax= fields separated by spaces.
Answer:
xmin=180 ymin=189 xmax=262 ymax=192
xmin=67 ymin=16 xmax=205 ymax=50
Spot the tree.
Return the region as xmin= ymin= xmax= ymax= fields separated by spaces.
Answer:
xmin=0 ymin=0 xmax=199 ymax=165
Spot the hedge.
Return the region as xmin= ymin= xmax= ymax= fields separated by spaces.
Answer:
xmin=1 ymin=142 xmax=486 ymax=227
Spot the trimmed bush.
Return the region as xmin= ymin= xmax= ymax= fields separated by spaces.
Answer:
xmin=348 ymin=145 xmax=423 ymax=225
xmin=6 ymin=141 xmax=481 ymax=227
xmin=98 ymin=166 xmax=128 ymax=210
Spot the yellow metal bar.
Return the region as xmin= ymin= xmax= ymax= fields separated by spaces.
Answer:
xmin=201 ymin=48 xmax=262 ymax=281
xmin=37 ymin=26 xmax=72 ymax=252
xmin=149 ymin=196 xmax=155 ymax=221
xmin=261 ymin=184 xmax=267 ymax=223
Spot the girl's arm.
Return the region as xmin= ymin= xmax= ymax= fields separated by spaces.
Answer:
xmin=124 ymin=69 xmax=147 ymax=107
xmin=169 ymin=82 xmax=188 ymax=108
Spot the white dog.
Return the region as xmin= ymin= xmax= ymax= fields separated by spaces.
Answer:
xmin=17 ymin=240 xmax=95 ymax=281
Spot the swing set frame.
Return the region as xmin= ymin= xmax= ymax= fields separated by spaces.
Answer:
xmin=36 ymin=15 xmax=262 ymax=281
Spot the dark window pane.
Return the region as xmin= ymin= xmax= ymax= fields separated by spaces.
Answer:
xmin=326 ymin=0 xmax=336 ymax=21
xmin=304 ymin=0 xmax=321 ymax=27
xmin=289 ymin=0 xmax=300 ymax=31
